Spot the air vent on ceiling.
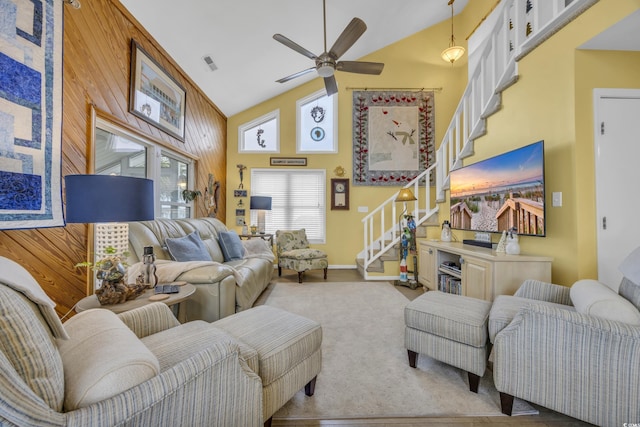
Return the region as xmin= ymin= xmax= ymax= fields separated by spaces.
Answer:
xmin=202 ymin=55 xmax=218 ymax=72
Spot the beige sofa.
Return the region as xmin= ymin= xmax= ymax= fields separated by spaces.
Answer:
xmin=127 ymin=218 xmax=273 ymax=322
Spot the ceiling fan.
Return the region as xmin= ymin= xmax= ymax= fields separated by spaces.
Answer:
xmin=273 ymin=0 xmax=384 ymax=96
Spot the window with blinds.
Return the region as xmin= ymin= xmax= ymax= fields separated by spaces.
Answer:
xmin=250 ymin=169 xmax=326 ymax=243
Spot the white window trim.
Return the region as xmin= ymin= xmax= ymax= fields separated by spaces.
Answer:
xmin=250 ymin=168 xmax=327 ymax=244
xmin=95 ymin=116 xmax=196 ymax=218
xmin=238 ymin=109 xmax=280 ymax=153
xmin=296 ymin=89 xmax=338 ymax=154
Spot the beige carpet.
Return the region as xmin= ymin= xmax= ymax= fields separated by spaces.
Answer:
xmin=264 ymin=281 xmax=538 ymax=421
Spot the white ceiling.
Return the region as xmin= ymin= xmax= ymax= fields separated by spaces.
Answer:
xmin=118 ymin=1 xmax=639 ymax=117
xmin=118 ymin=0 xmax=469 ymax=117
xmin=579 ymin=9 xmax=640 ymax=51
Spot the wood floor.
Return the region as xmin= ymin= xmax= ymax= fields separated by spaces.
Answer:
xmin=265 ymin=268 xmax=593 ymax=427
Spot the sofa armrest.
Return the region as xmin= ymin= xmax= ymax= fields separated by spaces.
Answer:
xmin=514 ymin=279 xmax=572 ymax=305
xmin=65 ymin=339 xmax=263 ymax=427
xmin=493 ymin=304 xmax=640 ymax=426
xmin=118 ymin=303 xmax=180 ymax=338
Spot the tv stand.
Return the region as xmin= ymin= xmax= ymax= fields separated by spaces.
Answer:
xmin=417 ymin=241 xmax=552 ymax=301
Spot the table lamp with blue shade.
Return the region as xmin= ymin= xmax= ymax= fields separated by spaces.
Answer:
xmin=250 ymin=195 xmax=272 ymax=234
xmin=65 ymin=174 xmax=155 ymax=294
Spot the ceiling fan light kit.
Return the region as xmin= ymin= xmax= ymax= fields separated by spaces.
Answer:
xmin=441 ymin=0 xmax=465 ymax=64
xmin=273 ymin=0 xmax=384 ymax=96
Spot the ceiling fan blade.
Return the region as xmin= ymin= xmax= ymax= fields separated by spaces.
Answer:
xmin=337 ymin=60 xmax=384 ymax=75
xmin=328 ymin=18 xmax=367 ymax=60
xmin=273 ymin=34 xmax=318 ymax=60
xmin=276 ymin=67 xmax=316 ymax=83
xmin=324 ymin=76 xmax=338 ymax=96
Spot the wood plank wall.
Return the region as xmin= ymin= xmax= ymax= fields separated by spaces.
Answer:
xmin=0 ymin=0 xmax=227 ymax=316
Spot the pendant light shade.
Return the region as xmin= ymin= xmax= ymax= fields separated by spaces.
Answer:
xmin=441 ymin=0 xmax=465 ymax=64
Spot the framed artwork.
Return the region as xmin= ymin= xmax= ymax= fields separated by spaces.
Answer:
xmin=331 ymin=179 xmax=349 ymax=210
xmin=235 ymin=209 xmax=246 ymax=216
xmin=270 ymin=157 xmax=307 ymax=166
xmin=0 ymin=0 xmax=64 ymax=229
xmin=352 ymin=91 xmax=435 ymax=186
xmin=234 ymin=189 xmax=247 ymax=197
xmin=129 ymin=39 xmax=186 ymax=141
xmin=297 ymin=89 xmax=337 ymax=153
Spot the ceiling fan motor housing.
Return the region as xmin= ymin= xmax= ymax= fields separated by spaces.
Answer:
xmin=316 ymin=56 xmax=336 ymax=77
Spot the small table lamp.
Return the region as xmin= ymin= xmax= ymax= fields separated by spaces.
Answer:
xmin=250 ymin=196 xmax=272 ymax=234
xmin=65 ymin=175 xmax=154 ymax=290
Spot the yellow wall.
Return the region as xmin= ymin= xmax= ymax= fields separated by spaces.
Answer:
xmin=227 ymin=7 xmax=481 ymax=265
xmin=467 ymin=0 xmax=640 ymax=285
xmin=574 ymin=49 xmax=640 ymax=279
xmin=227 ymin=0 xmax=640 ymax=282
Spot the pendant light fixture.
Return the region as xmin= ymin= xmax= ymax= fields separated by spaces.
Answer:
xmin=441 ymin=0 xmax=465 ymax=64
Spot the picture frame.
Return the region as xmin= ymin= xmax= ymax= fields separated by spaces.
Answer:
xmin=129 ymin=39 xmax=186 ymax=141
xmin=270 ymin=157 xmax=307 ymax=166
xmin=235 ymin=209 xmax=246 ymax=216
xmin=234 ymin=189 xmax=247 ymax=197
xmin=331 ymin=178 xmax=349 ymax=210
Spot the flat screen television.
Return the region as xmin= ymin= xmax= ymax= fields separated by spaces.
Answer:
xmin=449 ymin=140 xmax=545 ymax=237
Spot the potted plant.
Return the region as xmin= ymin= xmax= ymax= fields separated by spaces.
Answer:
xmin=181 ymin=189 xmax=202 ymax=202
xmin=75 ymin=246 xmax=146 ymax=305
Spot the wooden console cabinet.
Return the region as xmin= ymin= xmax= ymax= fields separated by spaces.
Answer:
xmin=418 ymin=241 xmax=552 ymax=301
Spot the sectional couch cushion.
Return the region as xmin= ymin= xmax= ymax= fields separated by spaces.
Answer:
xmin=165 ymin=231 xmax=213 ymax=262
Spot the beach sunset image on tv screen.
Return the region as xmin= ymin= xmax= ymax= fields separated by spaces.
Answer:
xmin=449 ymin=141 xmax=545 ymax=236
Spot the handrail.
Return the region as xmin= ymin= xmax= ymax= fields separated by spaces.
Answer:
xmin=360 ymin=0 xmax=599 ymax=278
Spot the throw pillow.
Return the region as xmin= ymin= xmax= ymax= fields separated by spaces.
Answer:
xmin=570 ymin=279 xmax=640 ymax=325
xmin=165 ymin=231 xmax=213 ymax=262
xmin=219 ymin=231 xmax=246 ymax=261
xmin=59 ymin=309 xmax=160 ymax=410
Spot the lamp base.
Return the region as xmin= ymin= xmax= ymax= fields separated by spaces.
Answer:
xmin=257 ymin=211 xmax=266 ymax=233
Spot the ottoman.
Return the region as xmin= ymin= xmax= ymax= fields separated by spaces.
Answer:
xmin=404 ymin=291 xmax=492 ymax=392
xmin=213 ymin=305 xmax=322 ymax=425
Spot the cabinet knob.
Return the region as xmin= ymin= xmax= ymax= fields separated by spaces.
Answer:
xmin=459 ymin=257 xmax=464 ymax=264
xmin=428 ymin=249 xmax=433 ymax=254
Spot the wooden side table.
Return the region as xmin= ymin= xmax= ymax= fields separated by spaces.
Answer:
xmin=239 ymin=233 xmax=274 ymax=246
xmin=76 ymin=283 xmax=196 ymax=323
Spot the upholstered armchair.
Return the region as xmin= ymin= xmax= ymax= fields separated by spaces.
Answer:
xmin=0 ymin=254 xmax=323 ymax=427
xmin=276 ymin=229 xmax=328 ymax=283
xmin=489 ymin=248 xmax=640 ymax=427
xmin=0 ymin=256 xmax=261 ymax=426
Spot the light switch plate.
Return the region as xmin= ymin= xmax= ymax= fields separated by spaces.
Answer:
xmin=552 ymin=192 xmax=562 ymax=207
xmin=358 ymin=206 xmax=369 ymax=213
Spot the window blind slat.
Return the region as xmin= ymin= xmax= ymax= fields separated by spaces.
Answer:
xmin=251 ymin=169 xmax=326 ymax=243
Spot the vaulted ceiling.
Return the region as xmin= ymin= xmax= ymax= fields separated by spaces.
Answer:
xmin=119 ymin=0 xmax=469 ymax=117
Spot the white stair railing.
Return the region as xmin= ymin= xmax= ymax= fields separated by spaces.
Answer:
xmin=360 ymin=165 xmax=438 ymax=276
xmin=360 ymin=0 xmax=599 ymax=278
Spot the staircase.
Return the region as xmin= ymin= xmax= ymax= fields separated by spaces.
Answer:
xmin=357 ymin=0 xmax=599 ymax=280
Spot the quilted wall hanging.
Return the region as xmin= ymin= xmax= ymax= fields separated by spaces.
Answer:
xmin=352 ymin=91 xmax=435 ymax=186
xmin=0 ymin=0 xmax=64 ymax=229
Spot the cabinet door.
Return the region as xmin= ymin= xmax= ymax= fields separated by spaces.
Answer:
xmin=461 ymin=256 xmax=491 ymax=300
xmin=418 ymin=244 xmax=436 ymax=290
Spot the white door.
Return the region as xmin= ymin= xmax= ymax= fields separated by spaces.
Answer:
xmin=593 ymin=89 xmax=640 ymax=289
